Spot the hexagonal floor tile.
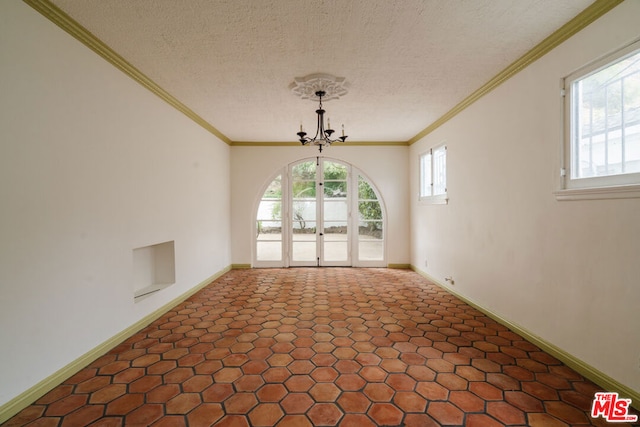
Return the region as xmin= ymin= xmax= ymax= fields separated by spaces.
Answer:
xmin=8 ymin=268 xmax=614 ymax=427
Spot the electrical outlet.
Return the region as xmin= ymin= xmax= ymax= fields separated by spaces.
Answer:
xmin=424 ymin=259 xmax=428 ymax=268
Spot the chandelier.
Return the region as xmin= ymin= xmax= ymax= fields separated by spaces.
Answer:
xmin=296 ymin=90 xmax=348 ymax=152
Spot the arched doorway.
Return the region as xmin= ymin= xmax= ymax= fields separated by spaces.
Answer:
xmin=254 ymin=157 xmax=386 ymax=267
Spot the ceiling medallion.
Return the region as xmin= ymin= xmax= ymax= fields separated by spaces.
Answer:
xmin=290 ymin=73 xmax=349 ymax=101
xmin=292 ymin=74 xmax=350 ymax=152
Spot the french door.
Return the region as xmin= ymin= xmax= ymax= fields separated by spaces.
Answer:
xmin=254 ymin=157 xmax=385 ymax=267
xmin=290 ymin=158 xmax=350 ymax=266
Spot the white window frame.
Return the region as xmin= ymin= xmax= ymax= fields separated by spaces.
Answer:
xmin=557 ymin=38 xmax=640 ymax=201
xmin=419 ymin=143 xmax=448 ymax=204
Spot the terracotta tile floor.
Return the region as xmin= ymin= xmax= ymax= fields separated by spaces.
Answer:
xmin=5 ymin=268 xmax=639 ymax=426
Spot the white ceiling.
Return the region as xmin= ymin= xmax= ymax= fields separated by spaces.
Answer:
xmin=50 ymin=0 xmax=595 ymax=143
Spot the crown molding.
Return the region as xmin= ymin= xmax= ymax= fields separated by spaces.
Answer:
xmin=230 ymin=140 xmax=409 ymax=147
xmin=22 ymin=0 xmax=232 ymax=145
xmin=407 ymin=0 xmax=625 ymax=145
xmin=341 ymin=140 xmax=409 ymax=147
xmin=23 ymin=0 xmax=623 ymax=149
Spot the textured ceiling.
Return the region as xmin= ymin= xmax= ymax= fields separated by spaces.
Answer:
xmin=49 ymin=0 xmax=595 ymax=143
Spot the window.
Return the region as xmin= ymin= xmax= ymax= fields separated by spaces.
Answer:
xmin=561 ymin=39 xmax=640 ymax=197
xmin=419 ymin=144 xmax=447 ymax=203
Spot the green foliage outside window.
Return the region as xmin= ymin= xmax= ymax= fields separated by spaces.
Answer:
xmin=262 ymin=163 xmax=382 ymax=237
xmin=358 ymin=176 xmax=382 ymax=236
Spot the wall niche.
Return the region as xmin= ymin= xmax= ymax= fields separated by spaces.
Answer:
xmin=133 ymin=240 xmax=175 ymax=301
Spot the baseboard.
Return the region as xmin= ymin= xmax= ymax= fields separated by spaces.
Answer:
xmin=4 ymin=264 xmax=637 ymax=423
xmin=231 ymin=263 xmax=252 ymax=269
xmin=410 ymin=265 xmax=640 ymax=410
xmin=387 ymin=263 xmax=411 ymax=269
xmin=0 ymin=265 xmax=232 ymax=424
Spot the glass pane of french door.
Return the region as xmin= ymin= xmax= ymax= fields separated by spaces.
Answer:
xmin=291 ymin=161 xmax=317 ymax=263
xmin=358 ymin=175 xmax=383 ymax=261
xmin=322 ymin=161 xmax=349 ymax=263
xmin=256 ymin=175 xmax=282 ymax=262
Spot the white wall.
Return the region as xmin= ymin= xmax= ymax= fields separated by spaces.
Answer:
xmin=410 ymin=0 xmax=640 ymax=393
xmin=231 ymin=146 xmax=410 ymax=266
xmin=0 ymin=2 xmax=231 ymax=406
